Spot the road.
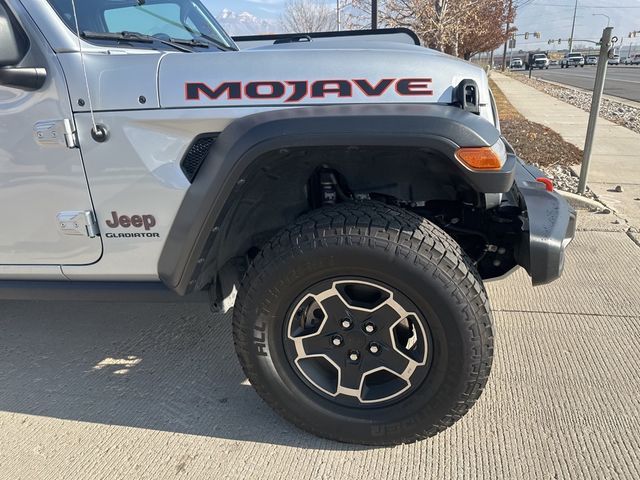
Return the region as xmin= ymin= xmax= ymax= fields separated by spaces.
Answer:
xmin=513 ymin=65 xmax=640 ymax=103
xmin=0 ymin=210 xmax=639 ymax=479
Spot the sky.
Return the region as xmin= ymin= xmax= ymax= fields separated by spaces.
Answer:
xmin=203 ymin=0 xmax=640 ymax=53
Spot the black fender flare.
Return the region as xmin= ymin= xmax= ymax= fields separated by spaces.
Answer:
xmin=158 ymin=103 xmax=516 ymax=295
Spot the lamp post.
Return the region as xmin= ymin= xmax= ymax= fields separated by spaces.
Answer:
xmin=592 ymin=13 xmax=610 ymax=27
xmin=568 ymin=0 xmax=578 ymax=53
xmin=501 ymin=0 xmax=514 ymax=71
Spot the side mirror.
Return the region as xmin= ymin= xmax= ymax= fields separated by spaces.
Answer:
xmin=0 ymin=4 xmax=28 ymax=67
xmin=0 ymin=4 xmax=45 ymax=90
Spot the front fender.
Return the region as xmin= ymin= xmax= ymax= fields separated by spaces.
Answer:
xmin=158 ymin=103 xmax=516 ymax=295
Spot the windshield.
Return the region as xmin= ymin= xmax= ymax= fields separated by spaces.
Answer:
xmin=46 ymin=0 xmax=236 ymax=51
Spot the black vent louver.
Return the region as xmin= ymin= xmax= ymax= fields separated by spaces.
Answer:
xmin=181 ymin=134 xmax=218 ymax=182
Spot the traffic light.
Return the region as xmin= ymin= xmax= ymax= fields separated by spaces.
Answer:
xmin=524 ymin=32 xmax=529 ymax=40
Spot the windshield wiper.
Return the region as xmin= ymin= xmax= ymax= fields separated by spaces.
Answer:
xmin=168 ymin=37 xmax=210 ymax=49
xmin=196 ymin=34 xmax=237 ymax=52
xmin=82 ymin=31 xmax=193 ymax=53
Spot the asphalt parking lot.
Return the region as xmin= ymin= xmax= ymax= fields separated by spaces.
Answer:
xmin=513 ymin=66 xmax=640 ymax=102
xmin=1 ymin=212 xmax=639 ymax=479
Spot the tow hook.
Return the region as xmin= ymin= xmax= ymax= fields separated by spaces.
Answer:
xmin=536 ymin=177 xmax=554 ymax=192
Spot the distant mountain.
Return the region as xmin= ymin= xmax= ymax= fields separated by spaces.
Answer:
xmin=217 ymin=9 xmax=277 ymax=36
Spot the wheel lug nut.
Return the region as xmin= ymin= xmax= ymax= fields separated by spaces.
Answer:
xmin=331 ymin=335 xmax=343 ymax=347
xmin=364 ymin=323 xmax=376 ymax=333
xmin=369 ymin=343 xmax=380 ymax=354
xmin=349 ymin=351 xmax=360 ymax=362
xmin=341 ymin=319 xmax=352 ymax=329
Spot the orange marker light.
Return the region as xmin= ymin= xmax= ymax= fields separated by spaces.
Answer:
xmin=455 ymin=147 xmax=503 ymax=170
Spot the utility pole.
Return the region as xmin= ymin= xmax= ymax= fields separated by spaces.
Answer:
xmin=501 ymin=0 xmax=514 ymax=71
xmin=568 ymin=0 xmax=578 ymax=53
xmin=336 ymin=0 xmax=341 ymax=31
xmin=578 ymin=27 xmax=614 ymax=194
xmin=372 ymin=0 xmax=378 ymax=30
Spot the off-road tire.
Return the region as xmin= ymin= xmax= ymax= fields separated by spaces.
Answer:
xmin=232 ymin=202 xmax=494 ymax=445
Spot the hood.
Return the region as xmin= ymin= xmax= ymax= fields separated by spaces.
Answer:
xmin=157 ymin=42 xmax=488 ymax=109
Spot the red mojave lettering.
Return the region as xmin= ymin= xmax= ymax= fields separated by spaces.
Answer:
xmin=185 ymin=78 xmax=433 ymax=102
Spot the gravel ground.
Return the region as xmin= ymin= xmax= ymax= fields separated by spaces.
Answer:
xmin=531 ymin=163 xmax=594 ymax=197
xmin=489 ymin=79 xmax=595 ymax=197
xmin=513 ymin=76 xmax=640 ymax=135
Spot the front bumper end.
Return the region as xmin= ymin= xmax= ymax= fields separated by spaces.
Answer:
xmin=513 ymin=162 xmax=577 ymax=286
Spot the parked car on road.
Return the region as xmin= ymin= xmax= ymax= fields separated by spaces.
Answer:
xmin=586 ymin=56 xmax=598 ymax=65
xmin=525 ymin=52 xmax=550 ymax=70
xmin=608 ymin=55 xmax=620 ymax=65
xmin=550 ymin=60 xmax=558 ymax=66
xmin=510 ymin=58 xmax=523 ymax=69
xmin=560 ymin=53 xmax=585 ymax=68
xmin=624 ymin=54 xmax=640 ymax=65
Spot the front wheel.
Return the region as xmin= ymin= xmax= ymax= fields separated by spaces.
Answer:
xmin=233 ymin=203 xmax=494 ymax=445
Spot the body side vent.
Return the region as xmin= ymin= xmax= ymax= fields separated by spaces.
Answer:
xmin=181 ymin=134 xmax=219 ymax=182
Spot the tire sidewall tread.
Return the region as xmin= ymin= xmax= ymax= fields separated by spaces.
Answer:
xmin=233 ymin=202 xmax=493 ymax=445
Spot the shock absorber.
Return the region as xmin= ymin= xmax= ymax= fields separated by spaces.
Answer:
xmin=319 ymin=169 xmax=338 ymax=206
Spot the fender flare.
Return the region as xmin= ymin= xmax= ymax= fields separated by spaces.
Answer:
xmin=158 ymin=103 xmax=515 ymax=295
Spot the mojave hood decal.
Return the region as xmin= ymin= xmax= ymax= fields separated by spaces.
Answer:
xmin=158 ymin=47 xmax=486 ymax=108
xmin=184 ymin=78 xmax=433 ymax=103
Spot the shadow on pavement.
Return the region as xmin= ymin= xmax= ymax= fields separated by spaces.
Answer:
xmin=0 ymin=300 xmax=370 ymax=451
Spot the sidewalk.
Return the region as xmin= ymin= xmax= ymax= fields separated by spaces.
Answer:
xmin=491 ymin=72 xmax=640 ymax=232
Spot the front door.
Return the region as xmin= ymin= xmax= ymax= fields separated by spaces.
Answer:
xmin=0 ymin=1 xmax=101 ymax=265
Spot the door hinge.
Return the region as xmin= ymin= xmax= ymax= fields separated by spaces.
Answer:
xmin=34 ymin=119 xmax=78 ymax=149
xmin=57 ymin=211 xmax=100 ymax=238
xmin=63 ymin=118 xmax=78 ymax=148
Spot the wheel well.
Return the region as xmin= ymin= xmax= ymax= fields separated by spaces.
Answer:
xmin=213 ymin=145 xmax=477 ymax=264
xmin=199 ymin=145 xmax=520 ymax=308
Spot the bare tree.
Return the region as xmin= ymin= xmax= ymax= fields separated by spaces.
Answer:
xmin=348 ymin=0 xmax=514 ymax=59
xmin=281 ymin=0 xmax=337 ymax=33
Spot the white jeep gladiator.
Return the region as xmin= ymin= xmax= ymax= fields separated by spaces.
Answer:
xmin=0 ymin=0 xmax=576 ymax=445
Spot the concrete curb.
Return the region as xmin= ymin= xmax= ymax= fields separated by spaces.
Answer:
xmin=556 ymin=189 xmax=612 ymax=212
